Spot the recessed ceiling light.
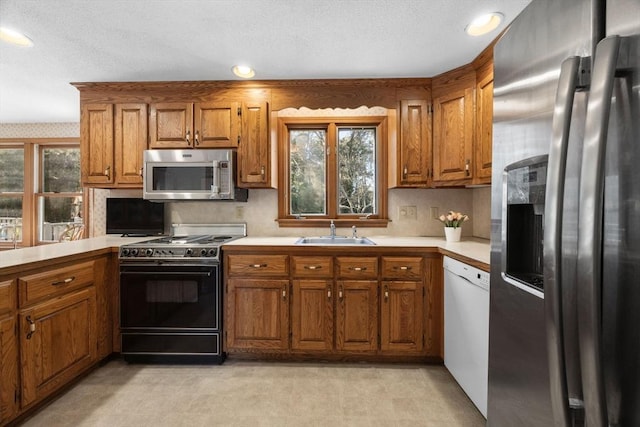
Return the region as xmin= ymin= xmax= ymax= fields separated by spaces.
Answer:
xmin=0 ymin=27 xmax=34 ymax=47
xmin=232 ymin=65 xmax=255 ymax=78
xmin=465 ymin=12 xmax=503 ymax=36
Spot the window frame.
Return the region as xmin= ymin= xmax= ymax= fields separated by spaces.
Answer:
xmin=277 ymin=116 xmax=388 ymax=227
xmin=0 ymin=138 xmax=84 ymax=248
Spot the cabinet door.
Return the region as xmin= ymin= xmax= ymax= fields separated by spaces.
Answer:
xmin=381 ymin=281 xmax=424 ymax=353
xmin=149 ymin=102 xmax=193 ymax=148
xmin=238 ymin=102 xmax=270 ymax=187
xmin=336 ymin=280 xmax=378 ymax=352
xmin=114 ymin=103 xmax=147 ymax=185
xmin=0 ymin=315 xmax=18 ymax=423
xmin=291 ymin=280 xmax=333 ymax=352
xmin=433 ymin=87 xmax=474 ymax=184
xmin=226 ymin=278 xmax=289 ymax=350
xmin=20 ymin=287 xmax=97 ymax=407
xmin=399 ymin=100 xmax=431 ymax=186
xmin=194 ymin=102 xmax=239 ymax=148
xmin=474 ymin=72 xmax=493 ymax=184
xmin=81 ymin=103 xmax=114 ymax=185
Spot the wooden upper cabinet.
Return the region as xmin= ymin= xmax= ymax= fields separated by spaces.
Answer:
xmin=238 ymin=102 xmax=270 ymax=188
xmin=399 ymin=99 xmax=431 ymax=186
xmin=149 ymin=102 xmax=194 ymax=148
xmin=474 ymin=67 xmax=493 ymax=185
xmin=81 ymin=103 xmax=114 ymax=185
xmin=114 ymin=103 xmax=147 ymax=185
xmin=432 ymin=86 xmax=474 ymax=184
xmin=194 ymin=102 xmax=239 ymax=148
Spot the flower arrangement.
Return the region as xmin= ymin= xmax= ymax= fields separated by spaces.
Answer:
xmin=438 ymin=211 xmax=469 ymax=228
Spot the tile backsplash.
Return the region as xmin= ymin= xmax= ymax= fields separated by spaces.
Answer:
xmin=94 ymin=187 xmax=490 ymax=239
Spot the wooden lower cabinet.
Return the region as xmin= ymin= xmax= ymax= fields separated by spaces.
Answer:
xmin=0 ymin=315 xmax=18 ymax=424
xmin=381 ymin=281 xmax=424 ymax=353
xmin=336 ymin=280 xmax=378 ymax=352
xmin=19 ymin=287 xmax=97 ymax=407
xmin=291 ymin=280 xmax=333 ymax=352
xmin=226 ymin=278 xmax=289 ymax=350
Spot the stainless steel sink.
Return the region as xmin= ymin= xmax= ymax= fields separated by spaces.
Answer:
xmin=295 ymin=236 xmax=376 ymax=245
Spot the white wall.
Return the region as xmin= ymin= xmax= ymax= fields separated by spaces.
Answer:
xmin=0 ymin=122 xmax=79 ymax=138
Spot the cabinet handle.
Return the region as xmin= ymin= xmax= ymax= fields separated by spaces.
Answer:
xmin=384 ymin=285 xmax=389 ymax=301
xmin=327 ymin=288 xmax=332 ymax=299
xmin=304 ymin=265 xmax=322 ymax=270
xmin=338 ymin=285 xmax=344 ymax=300
xmin=261 ymin=166 xmax=265 ymax=179
xmin=394 ymin=266 xmax=412 ymax=271
xmin=104 ymin=165 xmax=111 ymax=180
xmin=26 ymin=315 xmax=36 ymax=339
xmin=403 ymin=165 xmax=408 ymax=179
xmin=51 ymin=276 xmax=75 ymax=286
xmin=465 ymin=159 xmax=470 ymax=176
xmin=250 ymin=264 xmax=267 ymax=268
xmin=139 ymin=167 xmax=143 ymax=177
xmin=186 ymin=130 xmax=191 ymax=144
xmin=282 ymin=285 xmax=287 ymax=300
xmin=349 ymin=266 xmax=367 ymax=271
xmin=195 ymin=130 xmax=200 ymax=145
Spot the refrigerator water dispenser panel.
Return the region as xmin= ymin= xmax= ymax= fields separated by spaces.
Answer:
xmin=503 ymin=155 xmax=548 ymax=292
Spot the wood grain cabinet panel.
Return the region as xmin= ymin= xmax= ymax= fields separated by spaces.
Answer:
xmin=227 ymin=255 xmax=288 ymax=277
xmin=336 ymin=257 xmax=378 ymax=279
xmin=81 ymin=103 xmax=114 ymax=185
xmin=399 ymin=99 xmax=431 ymax=186
xmin=291 ymin=279 xmax=334 ymax=351
xmin=0 ymin=313 xmax=18 ymax=423
xmin=0 ymin=280 xmax=16 ymax=316
xmin=19 ymin=287 xmax=97 ymax=407
xmin=291 ymin=256 xmax=333 ymax=278
xmin=336 ymin=280 xmax=378 ymax=352
xmin=194 ymin=102 xmax=239 ymax=148
xmin=474 ymin=71 xmax=493 ymax=184
xmin=433 ymin=87 xmax=474 ymax=184
xmin=18 ymin=261 xmax=95 ymax=307
xmin=226 ymin=279 xmax=289 ymax=350
xmin=114 ymin=103 xmax=147 ymax=185
xmin=381 ymin=280 xmax=424 ymax=353
xmin=381 ymin=256 xmax=423 ymax=280
xmin=238 ymin=102 xmax=270 ymax=187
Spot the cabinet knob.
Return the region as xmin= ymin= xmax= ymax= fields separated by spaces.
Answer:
xmin=403 ymin=165 xmax=408 ymax=179
xmin=261 ymin=166 xmax=265 ymax=178
xmin=104 ymin=165 xmax=111 ymax=180
xmin=465 ymin=159 xmax=470 ymax=176
xmin=195 ymin=130 xmax=200 ymax=145
xmin=327 ymin=288 xmax=332 ymax=299
xmin=282 ymin=285 xmax=287 ymax=300
xmin=26 ymin=315 xmax=36 ymax=339
xmin=186 ymin=130 xmax=191 ymax=144
xmin=339 ymin=286 xmax=343 ymax=300
xmin=384 ymin=285 xmax=389 ymax=301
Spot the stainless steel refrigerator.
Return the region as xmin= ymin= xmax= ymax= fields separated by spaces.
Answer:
xmin=488 ymin=0 xmax=640 ymax=426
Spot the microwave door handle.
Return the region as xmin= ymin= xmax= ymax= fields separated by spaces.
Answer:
xmin=578 ymin=35 xmax=621 ymax=427
xmin=211 ymin=160 xmax=220 ymax=199
xmin=544 ymin=56 xmax=581 ymax=427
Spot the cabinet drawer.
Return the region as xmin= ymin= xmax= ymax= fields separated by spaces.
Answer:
xmin=19 ymin=261 xmax=95 ymax=307
xmin=227 ymin=255 xmax=289 ymax=277
xmin=0 ymin=279 xmax=16 ymax=315
xmin=336 ymin=257 xmax=378 ymax=279
xmin=291 ymin=256 xmax=333 ymax=278
xmin=381 ymin=257 xmax=423 ymax=279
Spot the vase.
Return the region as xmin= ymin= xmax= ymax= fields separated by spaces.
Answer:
xmin=444 ymin=226 xmax=462 ymax=242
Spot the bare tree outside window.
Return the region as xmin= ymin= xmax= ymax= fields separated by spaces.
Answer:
xmin=290 ymin=130 xmax=326 ymax=215
xmin=338 ymin=128 xmax=376 ymax=214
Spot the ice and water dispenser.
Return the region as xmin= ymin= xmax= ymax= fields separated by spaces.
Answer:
xmin=503 ymin=155 xmax=548 ymax=292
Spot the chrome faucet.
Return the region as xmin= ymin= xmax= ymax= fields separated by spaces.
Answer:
xmin=330 ymin=220 xmax=336 ymax=238
xmin=351 ymin=225 xmax=358 ymax=238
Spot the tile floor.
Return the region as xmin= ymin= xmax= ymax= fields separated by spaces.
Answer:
xmin=20 ymin=359 xmax=485 ymax=427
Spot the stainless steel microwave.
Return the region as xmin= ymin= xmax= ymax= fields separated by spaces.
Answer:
xmin=143 ymin=149 xmax=239 ymax=201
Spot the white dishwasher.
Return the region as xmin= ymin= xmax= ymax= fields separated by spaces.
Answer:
xmin=443 ymin=256 xmax=490 ymax=418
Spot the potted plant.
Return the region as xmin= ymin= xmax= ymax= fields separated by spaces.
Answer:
xmin=438 ymin=211 xmax=469 ymax=242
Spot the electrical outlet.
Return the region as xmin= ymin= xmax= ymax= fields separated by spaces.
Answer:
xmin=430 ymin=207 xmax=439 ymax=219
xmin=399 ymin=206 xmax=408 ymax=218
xmin=235 ymin=206 xmax=245 ymax=219
xmin=406 ymin=206 xmax=417 ymax=220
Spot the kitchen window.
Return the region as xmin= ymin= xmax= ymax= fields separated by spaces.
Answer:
xmin=0 ymin=139 xmax=84 ymax=248
xmin=277 ymin=116 xmax=388 ymax=226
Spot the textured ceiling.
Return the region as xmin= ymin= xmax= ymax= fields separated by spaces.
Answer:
xmin=0 ymin=0 xmax=531 ymax=123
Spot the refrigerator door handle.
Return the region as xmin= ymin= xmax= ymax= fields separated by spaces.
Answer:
xmin=577 ymin=35 xmax=621 ymax=427
xmin=544 ymin=56 xmax=581 ymax=427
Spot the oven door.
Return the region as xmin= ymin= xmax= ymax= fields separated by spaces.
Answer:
xmin=120 ymin=264 xmax=219 ymax=330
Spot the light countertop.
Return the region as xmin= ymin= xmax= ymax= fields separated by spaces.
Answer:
xmin=1 ymin=235 xmax=490 ymax=272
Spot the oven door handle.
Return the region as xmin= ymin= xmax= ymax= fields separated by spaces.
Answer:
xmin=120 ymin=271 xmax=212 ymax=277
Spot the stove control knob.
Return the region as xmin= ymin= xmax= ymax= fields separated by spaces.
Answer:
xmin=121 ymin=248 xmax=130 ymax=257
xmin=130 ymin=248 xmax=139 ymax=257
xmin=200 ymin=249 xmax=208 ymax=257
xmin=145 ymin=249 xmax=154 ymax=257
xmin=186 ymin=248 xmax=193 ymax=257
xmin=207 ymin=248 xmax=217 ymax=257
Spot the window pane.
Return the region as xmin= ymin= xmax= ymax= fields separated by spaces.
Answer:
xmin=0 ymin=148 xmax=24 ymax=192
xmin=337 ymin=128 xmax=376 ymax=214
xmin=39 ymin=196 xmax=83 ymax=241
xmin=0 ymin=197 xmax=23 ymax=242
xmin=290 ymin=130 xmax=326 ymax=215
xmin=43 ymin=147 xmax=81 ymax=192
